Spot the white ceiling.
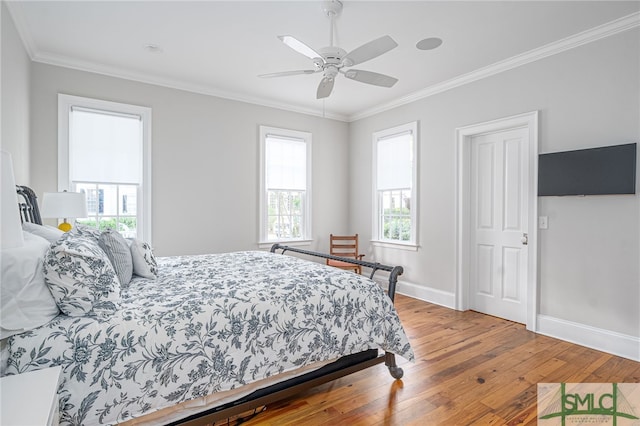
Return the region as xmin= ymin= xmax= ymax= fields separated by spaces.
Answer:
xmin=7 ymin=1 xmax=640 ymax=121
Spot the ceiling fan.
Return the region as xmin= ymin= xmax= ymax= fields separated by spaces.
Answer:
xmin=258 ymin=0 xmax=400 ymax=99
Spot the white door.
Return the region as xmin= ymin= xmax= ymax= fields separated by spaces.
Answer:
xmin=469 ymin=127 xmax=529 ymax=323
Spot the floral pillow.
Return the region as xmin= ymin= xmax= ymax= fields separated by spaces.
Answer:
xmin=69 ymin=223 xmax=102 ymax=241
xmin=129 ymin=239 xmax=158 ymax=279
xmin=44 ymin=233 xmax=121 ymax=318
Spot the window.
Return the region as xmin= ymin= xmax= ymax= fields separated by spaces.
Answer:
xmin=75 ymin=183 xmax=138 ymax=238
xmin=58 ymin=94 xmax=152 ymax=241
xmin=259 ymin=126 xmax=311 ymax=245
xmin=372 ymin=121 xmax=418 ymax=247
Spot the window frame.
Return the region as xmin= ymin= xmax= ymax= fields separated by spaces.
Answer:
xmin=57 ymin=94 xmax=152 ymax=242
xmin=372 ymin=121 xmax=419 ymax=250
xmin=259 ymin=125 xmax=312 ymax=247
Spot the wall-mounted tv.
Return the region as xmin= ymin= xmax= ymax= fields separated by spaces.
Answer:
xmin=538 ymin=143 xmax=636 ymax=196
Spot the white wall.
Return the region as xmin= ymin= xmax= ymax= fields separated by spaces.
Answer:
xmin=28 ymin=63 xmax=350 ymax=257
xmin=1 ymin=1 xmax=31 ymax=184
xmin=349 ymin=29 xmax=639 ymax=344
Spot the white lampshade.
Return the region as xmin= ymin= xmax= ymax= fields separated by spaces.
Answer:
xmin=41 ymin=191 xmax=88 ymax=219
xmin=1 ymin=151 xmax=25 ymax=249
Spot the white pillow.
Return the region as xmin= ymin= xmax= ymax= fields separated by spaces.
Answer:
xmin=44 ymin=233 xmax=121 ymax=318
xmin=129 ymin=239 xmax=158 ymax=279
xmin=22 ymin=222 xmax=64 ymax=244
xmin=1 ymin=232 xmax=60 ymax=339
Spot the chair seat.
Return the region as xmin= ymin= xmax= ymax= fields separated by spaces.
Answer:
xmin=327 ymin=259 xmax=358 ymax=269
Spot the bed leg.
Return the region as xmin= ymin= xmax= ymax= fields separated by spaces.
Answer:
xmin=385 ymin=352 xmax=404 ymax=379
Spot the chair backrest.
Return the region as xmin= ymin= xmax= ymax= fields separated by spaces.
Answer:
xmin=329 ymin=234 xmax=359 ymax=259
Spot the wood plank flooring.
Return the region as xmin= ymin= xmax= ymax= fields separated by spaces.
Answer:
xmin=219 ymin=294 xmax=640 ymax=425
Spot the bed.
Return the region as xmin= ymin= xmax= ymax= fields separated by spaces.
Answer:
xmin=1 ymin=186 xmax=414 ymax=425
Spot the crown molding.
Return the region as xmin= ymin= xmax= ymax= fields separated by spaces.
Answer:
xmin=348 ymin=11 xmax=640 ymax=122
xmin=30 ymin=50 xmax=349 ymax=122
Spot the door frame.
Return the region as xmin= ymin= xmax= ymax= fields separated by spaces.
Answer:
xmin=455 ymin=111 xmax=539 ymax=331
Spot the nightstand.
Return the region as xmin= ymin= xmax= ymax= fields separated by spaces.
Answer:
xmin=1 ymin=366 xmax=62 ymax=426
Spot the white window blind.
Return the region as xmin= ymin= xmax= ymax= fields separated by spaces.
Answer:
xmin=372 ymin=122 xmax=418 ymax=248
xmin=265 ymin=136 xmax=306 ymax=190
xmin=259 ymin=126 xmax=312 ymax=245
xmin=69 ymin=107 xmax=142 ymax=184
xmin=377 ymin=131 xmax=413 ymax=190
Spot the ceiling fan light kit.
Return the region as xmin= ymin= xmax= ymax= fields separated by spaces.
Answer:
xmin=258 ymin=0 xmax=407 ymax=100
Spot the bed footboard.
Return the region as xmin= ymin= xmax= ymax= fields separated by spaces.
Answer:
xmin=270 ymin=244 xmax=403 ymax=301
xmin=270 ymin=243 xmax=405 ymax=380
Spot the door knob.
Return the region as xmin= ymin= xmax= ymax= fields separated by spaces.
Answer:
xmin=521 ymin=233 xmax=528 ymax=245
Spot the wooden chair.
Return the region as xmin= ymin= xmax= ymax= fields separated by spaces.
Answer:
xmin=326 ymin=234 xmax=364 ymax=274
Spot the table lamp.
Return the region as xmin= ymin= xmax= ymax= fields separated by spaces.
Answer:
xmin=41 ymin=191 xmax=88 ymax=232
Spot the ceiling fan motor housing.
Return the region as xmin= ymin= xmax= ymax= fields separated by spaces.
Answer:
xmin=318 ymin=46 xmax=347 ymax=65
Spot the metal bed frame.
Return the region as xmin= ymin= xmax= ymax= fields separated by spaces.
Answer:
xmin=16 ymin=185 xmax=42 ymax=225
xmin=15 ymin=185 xmax=406 ymax=425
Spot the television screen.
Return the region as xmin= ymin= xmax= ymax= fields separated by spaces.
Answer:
xmin=538 ymin=143 xmax=636 ymax=196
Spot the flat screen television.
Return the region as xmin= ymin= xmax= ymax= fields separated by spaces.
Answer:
xmin=538 ymin=143 xmax=636 ymax=196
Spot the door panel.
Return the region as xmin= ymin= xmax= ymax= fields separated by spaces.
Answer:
xmin=502 ymin=246 xmax=521 ymax=301
xmin=477 ymin=143 xmax=495 ymax=229
xmin=503 ymin=137 xmax=522 ymax=231
xmin=477 ymin=245 xmax=494 ymax=295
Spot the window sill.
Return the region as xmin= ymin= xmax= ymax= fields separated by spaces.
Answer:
xmin=258 ymin=239 xmax=313 ymax=250
xmin=370 ymin=240 xmax=419 ymax=251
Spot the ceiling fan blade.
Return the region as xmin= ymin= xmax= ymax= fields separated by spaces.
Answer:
xmin=258 ymin=70 xmax=317 ymax=78
xmin=342 ymin=35 xmax=398 ymax=67
xmin=343 ymin=69 xmax=398 ymax=88
xmin=316 ymin=77 xmax=335 ymax=99
xmin=278 ymin=35 xmax=323 ymax=60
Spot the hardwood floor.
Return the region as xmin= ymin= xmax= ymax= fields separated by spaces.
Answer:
xmin=223 ymin=294 xmax=640 ymax=425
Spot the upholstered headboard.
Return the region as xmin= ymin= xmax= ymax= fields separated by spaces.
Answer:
xmin=16 ymin=185 xmax=42 ymax=225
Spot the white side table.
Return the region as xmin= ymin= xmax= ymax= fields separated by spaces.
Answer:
xmin=1 ymin=366 xmax=62 ymax=426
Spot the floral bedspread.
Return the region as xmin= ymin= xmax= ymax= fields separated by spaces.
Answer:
xmin=4 ymin=251 xmax=413 ymax=425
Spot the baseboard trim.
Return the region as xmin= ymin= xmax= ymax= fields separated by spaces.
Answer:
xmin=537 ymin=314 xmax=640 ymax=362
xmin=380 ymin=278 xmax=639 ymax=362
xmin=395 ymin=280 xmax=456 ymax=310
